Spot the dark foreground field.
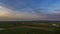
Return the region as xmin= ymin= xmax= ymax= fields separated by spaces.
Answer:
xmin=0 ymin=21 xmax=60 ymax=34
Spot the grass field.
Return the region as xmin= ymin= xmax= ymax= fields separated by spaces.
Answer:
xmin=0 ymin=21 xmax=60 ymax=34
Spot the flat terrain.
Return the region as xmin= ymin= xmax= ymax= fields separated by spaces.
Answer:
xmin=0 ymin=21 xmax=60 ymax=34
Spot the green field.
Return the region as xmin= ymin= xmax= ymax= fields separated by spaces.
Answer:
xmin=0 ymin=21 xmax=60 ymax=34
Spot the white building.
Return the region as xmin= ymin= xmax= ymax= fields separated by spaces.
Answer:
xmin=52 ymin=24 xmax=58 ymax=27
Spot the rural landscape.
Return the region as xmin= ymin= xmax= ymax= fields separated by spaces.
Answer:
xmin=0 ymin=21 xmax=60 ymax=34
xmin=1 ymin=0 xmax=60 ymax=34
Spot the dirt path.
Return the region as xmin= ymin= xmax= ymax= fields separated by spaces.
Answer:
xmin=7 ymin=26 xmax=49 ymax=31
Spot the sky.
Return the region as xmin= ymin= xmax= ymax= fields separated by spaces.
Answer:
xmin=0 ymin=0 xmax=60 ymax=21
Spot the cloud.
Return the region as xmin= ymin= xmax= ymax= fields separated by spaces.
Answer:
xmin=45 ymin=12 xmax=60 ymax=21
xmin=0 ymin=1 xmax=60 ymax=21
xmin=0 ymin=5 xmax=60 ymax=21
xmin=0 ymin=5 xmax=47 ymax=21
